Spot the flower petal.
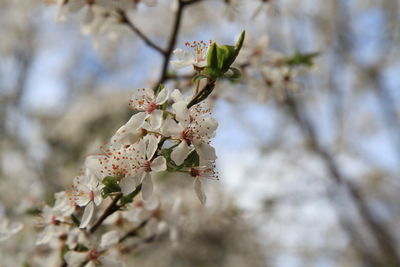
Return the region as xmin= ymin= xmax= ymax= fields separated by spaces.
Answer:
xmin=120 ymin=177 xmax=136 ymax=195
xmin=64 ymin=251 xmax=87 ymax=266
xmin=161 ymin=117 xmax=183 ymax=137
xmin=36 ymin=225 xmax=53 ymax=245
xmin=141 ymin=173 xmax=153 ymax=200
xmin=144 ymin=87 xmax=155 ymax=101
xmin=150 ymin=110 xmax=163 ymax=130
xmin=172 ymin=101 xmax=190 ymax=126
xmin=155 ymin=87 xmax=169 ymax=105
xmin=100 ymin=230 xmax=119 ymax=249
xmin=196 ymin=116 xmax=218 ymax=137
xmin=146 ymin=135 xmax=160 ymax=160
xmin=171 ymin=89 xmax=184 ymax=103
xmin=151 ymin=156 xmax=166 ymax=172
xmin=194 ymin=177 xmax=206 ymax=205
xmin=80 ymin=201 xmax=95 ymax=229
xmin=125 ymin=112 xmax=148 ymax=131
xmin=193 ymin=141 xmax=217 ymax=161
xmin=171 ymin=141 xmax=191 ymax=166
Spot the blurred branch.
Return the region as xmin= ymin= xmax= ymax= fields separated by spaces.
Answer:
xmin=283 ymin=94 xmax=400 ymax=266
xmin=153 ymin=0 xmax=204 ymax=90
xmin=119 ymin=10 xmax=166 ymax=55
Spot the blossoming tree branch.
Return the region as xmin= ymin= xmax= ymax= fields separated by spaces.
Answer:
xmin=0 ymin=1 xmax=322 ymax=266
xmin=19 ymin=1 xmax=246 ymax=265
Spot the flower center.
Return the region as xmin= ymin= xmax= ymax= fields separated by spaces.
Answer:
xmin=146 ymin=102 xmax=158 ymax=113
xmin=190 ymin=168 xmax=201 ymax=177
xmin=51 ymin=215 xmax=58 ymax=225
xmin=89 ymin=190 xmax=95 ymax=201
xmin=181 ymin=128 xmax=194 ymax=143
xmin=143 ymin=160 xmax=152 ymax=172
xmin=87 ymin=249 xmax=100 ymax=261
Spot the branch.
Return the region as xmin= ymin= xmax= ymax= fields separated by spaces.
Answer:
xmin=89 ymin=193 xmax=122 ymax=234
xmin=119 ymin=10 xmax=166 ymax=55
xmin=283 ymin=95 xmax=400 ymax=267
xmin=153 ymin=0 xmax=185 ymax=90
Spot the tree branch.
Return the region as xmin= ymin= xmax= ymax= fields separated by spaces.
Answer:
xmin=283 ymin=95 xmax=400 ymax=267
xmin=89 ymin=193 xmax=122 ymax=234
xmin=119 ymin=10 xmax=166 ymax=55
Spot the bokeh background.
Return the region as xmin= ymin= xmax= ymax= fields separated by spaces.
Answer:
xmin=1 ymin=0 xmax=400 ymax=266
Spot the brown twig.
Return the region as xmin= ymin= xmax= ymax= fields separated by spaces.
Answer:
xmin=89 ymin=193 xmax=122 ymax=234
xmin=119 ymin=10 xmax=166 ymax=55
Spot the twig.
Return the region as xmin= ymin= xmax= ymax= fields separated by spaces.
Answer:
xmin=119 ymin=219 xmax=149 ymax=243
xmin=119 ymin=10 xmax=166 ymax=55
xmin=89 ymin=193 xmax=122 ymax=234
xmin=283 ymin=95 xmax=400 ymax=267
xmin=153 ymin=0 xmax=185 ymax=90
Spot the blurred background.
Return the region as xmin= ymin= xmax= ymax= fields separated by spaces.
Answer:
xmin=1 ymin=0 xmax=400 ymax=266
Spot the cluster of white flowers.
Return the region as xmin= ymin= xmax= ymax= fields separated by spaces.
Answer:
xmin=33 ymin=72 xmax=219 ymax=264
xmin=238 ymin=34 xmax=302 ymax=101
xmin=55 ymin=0 xmax=156 ymax=36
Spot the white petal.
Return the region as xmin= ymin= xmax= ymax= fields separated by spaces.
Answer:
xmin=36 ymin=225 xmax=53 ymax=245
xmin=155 ymin=87 xmax=169 ymax=105
xmin=193 ymin=141 xmax=217 ymax=161
xmin=150 ymin=110 xmax=163 ymax=130
xmin=80 ymin=201 xmax=95 ymax=229
xmin=171 ymin=89 xmax=184 ymax=103
xmin=100 ymin=230 xmax=119 ymax=249
xmin=171 ymin=141 xmax=191 ymax=166
xmin=151 ymin=156 xmax=166 ymax=172
xmin=141 ymin=173 xmax=153 ymax=200
xmin=171 ymin=49 xmax=193 ymax=69
xmin=144 ymin=88 xmax=155 ymax=101
xmin=120 ymin=177 xmax=136 ymax=195
xmin=172 ymin=101 xmax=190 ymax=126
xmin=196 ymin=117 xmax=218 ymax=137
xmin=161 ymin=117 xmax=183 ymax=137
xmin=93 ymin=191 xmax=103 ymax=206
xmin=75 ymin=194 xmax=91 ymax=207
xmin=64 ymin=251 xmax=87 ymax=266
xmin=125 ymin=112 xmax=148 ymax=131
xmin=194 ymin=178 xmax=206 ymax=205
xmin=146 ymin=135 xmax=159 ymax=160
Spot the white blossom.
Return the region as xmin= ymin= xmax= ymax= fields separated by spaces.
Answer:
xmin=162 ymin=102 xmax=218 ymax=165
xmin=72 ymin=175 xmax=103 ymax=228
xmin=119 ymin=135 xmax=166 ymax=199
xmin=171 ymin=40 xmax=212 ymax=70
xmin=128 ymin=87 xmax=169 ymax=129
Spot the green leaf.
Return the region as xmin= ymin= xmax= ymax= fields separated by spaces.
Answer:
xmin=181 ymin=150 xmax=200 ymax=168
xmin=26 ymin=208 xmax=41 ymax=216
xmin=161 ymin=145 xmax=180 ymax=171
xmin=224 ymin=67 xmax=242 ymax=81
xmin=285 ymin=52 xmax=319 ymax=67
xmin=204 ymin=30 xmax=246 ymax=78
xmin=60 ymin=245 xmax=69 ymax=261
xmin=192 ymin=74 xmax=209 ymax=83
xmin=207 ymin=42 xmax=218 ymax=70
xmin=101 ymin=176 xmax=121 ymax=198
xmin=234 ymin=30 xmax=246 ymax=55
xmin=71 ymin=214 xmax=81 ymax=226
xmin=155 ymin=84 xmax=165 ymax=95
xmin=75 ymin=243 xmax=89 ymax=252
xmin=120 ymin=184 xmax=142 ymax=205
